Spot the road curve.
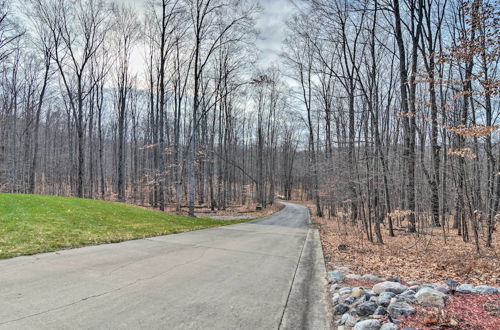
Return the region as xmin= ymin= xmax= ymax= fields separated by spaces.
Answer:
xmin=0 ymin=202 xmax=329 ymax=330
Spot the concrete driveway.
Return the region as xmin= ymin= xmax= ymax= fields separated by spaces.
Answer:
xmin=0 ymin=202 xmax=329 ymax=330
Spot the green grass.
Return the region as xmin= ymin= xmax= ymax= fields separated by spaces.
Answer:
xmin=0 ymin=193 xmax=252 ymax=259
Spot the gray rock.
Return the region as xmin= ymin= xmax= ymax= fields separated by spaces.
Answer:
xmin=338 ymin=313 xmax=359 ymax=327
xmin=373 ymin=281 xmax=408 ymax=294
xmin=444 ymin=279 xmax=460 ymax=290
xmin=332 ymin=293 xmax=340 ymax=305
xmin=433 ymin=285 xmax=449 ymax=294
xmin=456 ymin=283 xmax=477 ymax=294
xmin=380 ymin=323 xmax=398 ymax=330
xmin=354 ymin=319 xmax=381 ymax=330
xmin=339 ymin=287 xmax=353 ymax=295
xmin=415 ymin=287 xmax=447 ymax=308
xmin=341 ymin=293 xmax=352 ymax=302
xmin=334 ymin=303 xmax=350 ymax=315
xmin=328 ymin=270 xmax=344 ymax=283
xmin=396 ymin=290 xmax=416 ymax=303
xmin=407 ymin=281 xmax=420 ymax=286
xmin=475 ymin=285 xmax=499 ymax=294
xmin=345 ymin=296 xmax=356 ymax=304
xmin=360 ymin=293 xmax=371 ymax=302
xmin=356 ymin=301 xmax=378 ymax=316
xmin=346 ymin=274 xmax=363 ymax=280
xmin=330 ymin=284 xmax=340 ymax=292
xmin=374 ymin=306 xmax=387 ymax=316
xmin=377 ymin=292 xmax=396 ymax=307
xmin=387 ymin=278 xmax=401 ymax=283
xmin=346 ymin=315 xmax=360 ymax=327
xmin=363 ymin=274 xmax=383 ymax=282
xmin=387 ymin=301 xmax=416 ymax=318
xmin=339 ymin=313 xmax=350 ymax=325
xmin=409 ymin=285 xmax=420 ymax=292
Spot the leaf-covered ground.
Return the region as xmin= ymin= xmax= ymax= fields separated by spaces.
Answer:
xmin=311 ymin=209 xmax=500 ymax=286
xmin=401 ymin=294 xmax=500 ymax=329
xmin=164 ymin=201 xmax=284 ymax=219
xmin=0 ymin=193 xmax=257 ymax=259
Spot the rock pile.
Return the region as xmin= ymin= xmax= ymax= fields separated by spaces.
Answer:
xmin=327 ymin=270 xmax=500 ymax=330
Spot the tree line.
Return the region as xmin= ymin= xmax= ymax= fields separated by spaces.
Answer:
xmin=283 ymin=0 xmax=499 ymax=250
xmin=0 ymin=0 xmax=498 ymax=250
xmin=0 ymin=0 xmax=309 ymax=217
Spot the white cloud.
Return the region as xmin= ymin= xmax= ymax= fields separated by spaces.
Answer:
xmin=255 ymin=0 xmax=297 ymax=67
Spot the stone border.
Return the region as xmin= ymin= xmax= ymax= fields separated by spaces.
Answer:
xmin=327 ymin=269 xmax=500 ymax=330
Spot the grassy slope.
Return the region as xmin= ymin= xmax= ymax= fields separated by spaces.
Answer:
xmin=0 ymin=193 xmax=251 ymax=259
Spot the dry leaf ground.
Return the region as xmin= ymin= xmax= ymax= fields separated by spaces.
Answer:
xmin=295 ymin=201 xmax=500 ymax=286
xmin=400 ymin=294 xmax=500 ymax=329
xmin=165 ymin=202 xmax=284 ymax=219
xmin=130 ymin=201 xmax=284 ymax=220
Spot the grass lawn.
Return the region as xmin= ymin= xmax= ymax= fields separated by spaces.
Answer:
xmin=0 ymin=193 xmax=253 ymax=259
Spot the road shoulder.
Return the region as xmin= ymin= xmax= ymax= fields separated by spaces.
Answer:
xmin=280 ymin=227 xmax=331 ymax=330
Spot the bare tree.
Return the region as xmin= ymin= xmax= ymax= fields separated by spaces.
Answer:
xmin=110 ymin=2 xmax=139 ymax=202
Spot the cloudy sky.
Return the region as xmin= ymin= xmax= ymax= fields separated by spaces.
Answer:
xmin=254 ymin=0 xmax=297 ymax=66
xmin=115 ymin=0 xmax=297 ymax=71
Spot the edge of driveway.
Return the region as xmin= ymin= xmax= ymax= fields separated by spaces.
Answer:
xmin=279 ymin=207 xmax=331 ymax=330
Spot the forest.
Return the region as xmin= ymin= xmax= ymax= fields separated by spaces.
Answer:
xmin=0 ymin=0 xmax=499 ymax=252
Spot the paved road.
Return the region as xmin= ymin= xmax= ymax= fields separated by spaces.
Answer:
xmin=0 ymin=202 xmax=329 ymax=330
